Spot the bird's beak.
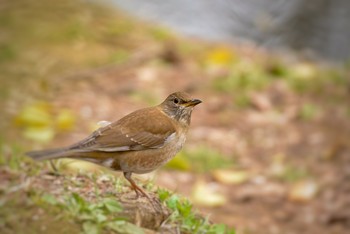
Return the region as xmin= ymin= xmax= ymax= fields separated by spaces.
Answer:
xmin=185 ymin=99 xmax=202 ymax=107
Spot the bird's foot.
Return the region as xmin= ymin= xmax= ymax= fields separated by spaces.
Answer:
xmin=46 ymin=160 xmax=61 ymax=177
xmin=133 ymin=188 xmax=163 ymax=213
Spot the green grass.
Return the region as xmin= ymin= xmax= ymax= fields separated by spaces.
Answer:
xmin=212 ymin=65 xmax=270 ymax=93
xmin=299 ymin=103 xmax=320 ymax=121
xmin=37 ymin=192 xmax=143 ymax=234
xmin=234 ymin=93 xmax=252 ymax=108
xmin=276 ymin=165 xmax=311 ymax=183
xmin=0 ymin=193 xmax=82 ymax=234
xmin=0 ymin=44 xmax=17 ymax=62
xmin=0 ymin=139 xmax=41 ymax=176
xmin=211 ymin=56 xmax=348 ymax=112
xmin=157 ymin=189 xmax=235 ymax=234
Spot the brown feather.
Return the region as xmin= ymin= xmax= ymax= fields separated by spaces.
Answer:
xmin=68 ymin=107 xmax=176 ymax=152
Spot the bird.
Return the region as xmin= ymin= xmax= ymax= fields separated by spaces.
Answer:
xmin=26 ymin=91 xmax=201 ymax=198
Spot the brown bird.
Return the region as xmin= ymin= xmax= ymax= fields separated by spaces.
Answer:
xmin=26 ymin=92 xmax=201 ymax=198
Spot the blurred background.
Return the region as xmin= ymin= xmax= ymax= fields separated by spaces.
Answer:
xmin=113 ymin=0 xmax=350 ymax=62
xmin=0 ymin=0 xmax=349 ymax=234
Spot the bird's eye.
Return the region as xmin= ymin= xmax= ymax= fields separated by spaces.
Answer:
xmin=173 ymin=98 xmax=179 ymax=104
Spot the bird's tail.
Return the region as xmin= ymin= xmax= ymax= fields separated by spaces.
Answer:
xmin=26 ymin=147 xmax=70 ymax=161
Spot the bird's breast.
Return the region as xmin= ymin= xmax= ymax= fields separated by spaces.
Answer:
xmin=173 ymin=132 xmax=187 ymax=152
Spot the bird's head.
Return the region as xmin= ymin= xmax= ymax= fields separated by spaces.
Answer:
xmin=160 ymin=92 xmax=202 ymax=126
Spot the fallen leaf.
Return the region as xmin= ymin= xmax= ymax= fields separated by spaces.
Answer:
xmin=269 ymin=153 xmax=287 ymax=177
xmin=292 ymin=63 xmax=317 ymax=80
xmin=23 ymin=127 xmax=55 ymax=143
xmin=15 ymin=102 xmax=52 ymax=127
xmin=206 ymin=47 xmax=235 ymax=66
xmin=56 ymin=109 xmax=76 ymax=130
xmin=212 ymin=169 xmax=250 ymax=185
xmin=288 ymin=180 xmax=319 ymax=202
xmin=192 ymin=179 xmax=226 ymax=207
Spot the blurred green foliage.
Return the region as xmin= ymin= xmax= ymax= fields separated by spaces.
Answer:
xmin=167 ymin=146 xmax=234 ymax=173
xmin=208 ymin=49 xmax=348 ymax=108
xmin=277 ymin=166 xmax=311 ymax=183
xmin=299 ymin=103 xmax=320 ymax=121
xmin=212 ymin=63 xmax=269 ymax=93
xmin=0 ymin=138 xmax=39 ymax=174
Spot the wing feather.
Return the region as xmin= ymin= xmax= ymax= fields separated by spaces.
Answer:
xmin=68 ymin=107 xmax=176 ymax=152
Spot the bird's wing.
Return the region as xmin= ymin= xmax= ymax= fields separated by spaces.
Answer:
xmin=69 ymin=107 xmax=176 ymax=152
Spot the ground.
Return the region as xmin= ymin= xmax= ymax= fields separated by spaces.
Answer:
xmin=0 ymin=0 xmax=350 ymax=234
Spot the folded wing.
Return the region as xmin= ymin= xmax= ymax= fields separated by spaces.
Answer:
xmin=69 ymin=107 xmax=176 ymax=152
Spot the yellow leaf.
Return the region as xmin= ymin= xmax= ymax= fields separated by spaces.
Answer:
xmin=212 ymin=169 xmax=250 ymax=185
xmin=15 ymin=102 xmax=52 ymax=127
xmin=23 ymin=127 xmax=55 ymax=143
xmin=206 ymin=47 xmax=235 ymax=66
xmin=56 ymin=109 xmax=76 ymax=131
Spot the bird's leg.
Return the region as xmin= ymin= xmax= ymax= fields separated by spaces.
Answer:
xmin=123 ymin=172 xmax=150 ymax=198
xmin=48 ymin=160 xmax=60 ymax=176
xmin=123 ymin=172 xmax=163 ymax=214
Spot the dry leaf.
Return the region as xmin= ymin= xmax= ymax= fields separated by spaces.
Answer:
xmin=23 ymin=127 xmax=55 ymax=143
xmin=56 ymin=109 xmax=76 ymax=130
xmin=192 ymin=179 xmax=226 ymax=207
xmin=292 ymin=63 xmax=317 ymax=80
xmin=15 ymin=102 xmax=52 ymax=127
xmin=212 ymin=169 xmax=250 ymax=185
xmin=288 ymin=180 xmax=318 ymax=202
